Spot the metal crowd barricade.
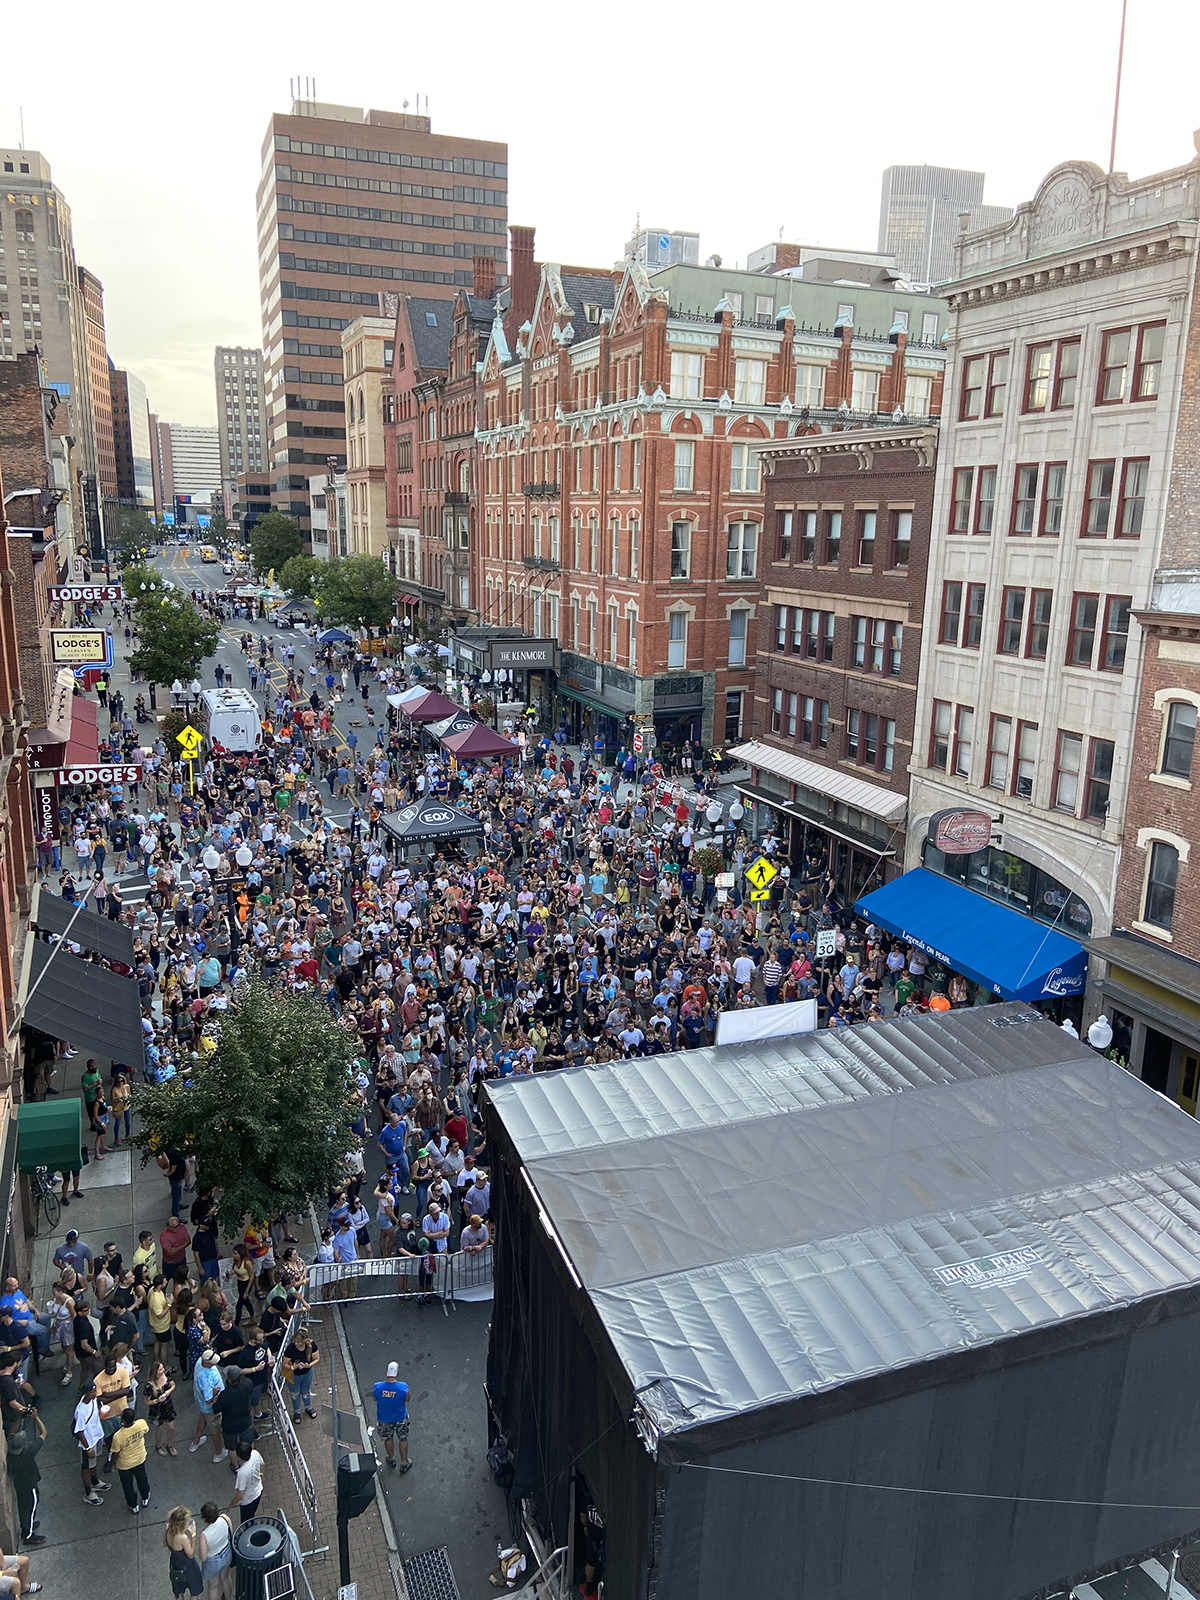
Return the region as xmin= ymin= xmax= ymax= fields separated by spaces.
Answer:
xmin=304 ymin=1246 xmax=493 ymax=1312
xmin=268 ymin=1310 xmax=320 ymax=1544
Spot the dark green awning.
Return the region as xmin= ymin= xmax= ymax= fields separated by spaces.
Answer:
xmin=17 ymin=1100 xmax=82 ymax=1175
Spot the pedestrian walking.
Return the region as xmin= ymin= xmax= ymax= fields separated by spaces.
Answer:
xmin=372 ymin=1360 xmax=411 ymax=1471
xmin=110 ymin=1411 xmax=151 ymax=1514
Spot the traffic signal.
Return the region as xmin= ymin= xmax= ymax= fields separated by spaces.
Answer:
xmin=336 ymin=1452 xmax=377 ymax=1521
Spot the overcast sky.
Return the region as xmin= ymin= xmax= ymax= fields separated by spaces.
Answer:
xmin=7 ymin=0 xmax=1197 ymax=425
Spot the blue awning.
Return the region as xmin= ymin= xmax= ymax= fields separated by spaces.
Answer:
xmin=855 ymin=869 xmax=1088 ymax=1002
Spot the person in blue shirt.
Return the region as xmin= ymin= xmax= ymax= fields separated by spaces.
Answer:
xmin=377 ymin=1112 xmax=407 ymax=1169
xmin=373 ymin=1360 xmax=411 ymax=1471
xmin=0 ymin=1279 xmax=50 ymax=1356
xmin=331 ymin=1218 xmax=358 ymax=1264
xmin=494 ymin=1048 xmax=515 ymax=1078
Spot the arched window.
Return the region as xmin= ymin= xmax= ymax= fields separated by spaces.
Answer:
xmin=397 ymin=343 xmax=406 ymax=371
xmin=14 ymin=209 xmax=34 ymax=242
xmin=1144 ymin=842 xmax=1180 ymax=931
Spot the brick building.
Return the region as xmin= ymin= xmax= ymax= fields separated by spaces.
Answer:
xmin=737 ymin=423 xmax=939 ymax=898
xmin=77 ymin=267 xmax=117 ymax=543
xmin=470 ymin=249 xmax=945 ymax=750
xmin=387 ymin=293 xmax=453 ymax=608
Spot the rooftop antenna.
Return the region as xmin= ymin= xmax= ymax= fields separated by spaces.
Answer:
xmin=1108 ymin=0 xmax=1129 ymax=174
xmin=18 ymin=108 xmax=25 ymax=149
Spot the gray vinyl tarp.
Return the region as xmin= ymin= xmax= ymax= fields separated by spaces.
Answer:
xmin=20 ymin=941 xmax=145 ymax=1068
xmin=31 ymin=887 xmax=136 ymax=966
xmin=484 ymin=1004 xmax=1200 ymax=1600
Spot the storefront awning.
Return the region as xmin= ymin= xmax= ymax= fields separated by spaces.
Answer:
xmin=17 ymin=1100 xmax=82 ymax=1176
xmin=18 ymin=939 xmax=145 ymax=1068
xmin=855 ymin=868 xmax=1088 ymax=1002
xmin=30 ymin=886 xmax=135 ymax=967
xmin=730 ymin=740 xmax=907 ymax=823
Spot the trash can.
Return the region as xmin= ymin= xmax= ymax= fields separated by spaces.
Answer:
xmin=232 ymin=1515 xmax=290 ymax=1600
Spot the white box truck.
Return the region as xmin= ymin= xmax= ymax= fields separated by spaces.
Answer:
xmin=200 ymin=687 xmax=263 ymax=752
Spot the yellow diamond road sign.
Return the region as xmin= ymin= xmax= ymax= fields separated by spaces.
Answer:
xmin=177 ymin=724 xmax=202 ymax=756
xmin=744 ymin=856 xmax=778 ymax=891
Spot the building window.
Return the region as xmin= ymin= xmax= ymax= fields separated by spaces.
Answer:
xmin=1041 ymin=462 xmax=1066 ymax=535
xmin=727 ymin=523 xmax=757 ymax=579
xmin=728 ymin=610 xmax=748 ymax=667
xmin=1053 ymin=731 xmax=1083 ymax=811
xmin=774 ymin=605 xmax=787 ymax=652
xmin=673 ymin=439 xmax=694 ymax=491
xmin=613 ymin=442 xmax=622 ymax=492
xmin=1083 ymin=461 xmax=1115 ymax=535
xmin=1100 ymin=595 xmax=1131 ymax=671
xmin=667 ymin=611 xmax=687 ymax=668
xmin=887 ymin=622 xmax=903 ymax=675
xmin=975 ymin=467 xmax=997 ymax=533
xmin=999 ymin=587 xmax=1025 ymax=654
xmin=823 ymin=510 xmax=841 ymax=564
xmin=799 ymin=511 xmax=817 ymax=562
xmin=922 ymin=312 xmax=940 ymax=342
xmin=1144 ymin=841 xmax=1179 ymax=930
xmin=632 ymin=439 xmax=641 ymax=489
xmin=951 ymin=468 xmax=973 ymax=533
xmin=1134 ymin=322 xmax=1165 ymax=400
xmin=550 ymin=517 xmax=561 ymax=563
xmin=1068 ymin=593 xmax=1099 ymax=667
xmin=1085 ymin=738 xmax=1115 ymax=819
xmin=816 ymin=700 xmax=830 ymax=748
xmin=940 ymin=582 xmax=963 ymax=645
xmin=1014 ymin=721 xmax=1038 ymax=797
xmin=734 ymin=359 xmax=766 ymax=405
xmin=729 ymin=444 xmax=760 ymax=493
xmin=964 ymin=583 xmax=986 ymax=647
xmin=630 ymin=519 xmax=639 ymax=578
xmin=891 ymin=510 xmax=912 ymax=567
xmin=1099 ymin=328 xmax=1131 ymax=403
xmin=611 ymin=521 xmax=620 ymax=576
xmin=796 ymin=365 xmax=825 ymax=409
xmin=953 ymin=706 xmax=974 ymax=777
xmin=1163 ymin=702 xmax=1198 ymax=777
xmin=960 ymin=351 xmax=1007 ymax=419
xmin=1119 ymin=458 xmax=1149 ymax=536
xmin=857 ymin=511 xmax=876 ymax=566
xmin=771 ymin=688 xmax=783 ymax=734
xmin=670 ymin=521 xmax=690 ymax=578
xmin=852 ymin=616 xmax=868 ymax=668
xmin=1011 ymin=465 xmax=1039 ymax=535
xmin=823 ymin=611 xmax=835 ymax=662
xmin=755 ymin=293 xmax=775 ymax=324
xmin=1024 ymin=344 xmax=1053 ymax=412
xmin=609 ymin=605 xmax=619 ymax=662
xmin=931 ymin=700 xmax=952 ymax=770
xmin=588 ymin=600 xmax=597 ymax=655
xmin=851 ymin=369 xmax=879 ymax=412
xmin=724 ymin=690 xmax=743 ymax=743
xmin=776 ymin=510 xmax=793 ymax=562
xmin=904 ymin=374 xmax=931 ymax=415
xmin=670 ymin=352 xmax=703 ymax=401
xmin=784 ymin=691 xmax=798 ymax=738
xmin=791 ymin=607 xmax=803 ymax=654
xmin=987 ymin=715 xmax=1012 ymax=790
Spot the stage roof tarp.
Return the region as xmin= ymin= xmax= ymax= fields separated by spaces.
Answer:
xmin=379 ymin=796 xmax=485 ymax=843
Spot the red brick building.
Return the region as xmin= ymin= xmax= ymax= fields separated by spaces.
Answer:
xmin=738 ymin=423 xmax=939 ymax=896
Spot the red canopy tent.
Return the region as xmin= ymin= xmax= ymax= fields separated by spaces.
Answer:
xmin=402 ymin=688 xmax=461 ymax=723
xmin=440 ymin=721 xmax=520 ymax=759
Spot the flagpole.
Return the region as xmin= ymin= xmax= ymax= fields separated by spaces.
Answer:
xmin=1108 ymin=0 xmax=1129 ymax=174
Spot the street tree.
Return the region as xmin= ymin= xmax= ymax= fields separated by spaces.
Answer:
xmin=128 ymin=591 xmax=219 ymax=685
xmin=313 ymin=554 xmax=400 ymax=631
xmin=279 ymin=554 xmax=319 ymax=600
xmin=205 ymin=511 xmax=230 ymax=544
xmin=249 ymin=512 xmax=303 ymax=578
xmin=131 ymin=980 xmax=361 ymax=1232
xmin=111 ymin=507 xmax=158 ymax=566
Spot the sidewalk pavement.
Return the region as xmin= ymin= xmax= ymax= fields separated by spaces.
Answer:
xmin=19 ymin=1046 xmax=403 ymax=1600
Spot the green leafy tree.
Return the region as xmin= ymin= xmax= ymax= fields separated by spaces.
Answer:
xmin=128 ymin=592 xmax=219 ymax=685
xmin=694 ymin=845 xmax=726 ymax=883
xmin=249 ymin=512 xmax=303 ymax=578
xmin=313 ymin=555 xmax=400 ymax=631
xmin=279 ymin=554 xmax=319 ymax=600
xmin=204 ymin=511 xmax=230 ymax=544
xmin=131 ymin=981 xmax=361 ymax=1232
xmin=121 ymin=563 xmax=168 ymax=601
xmin=111 ymin=507 xmax=158 ymax=565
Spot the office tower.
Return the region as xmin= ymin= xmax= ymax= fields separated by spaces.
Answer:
xmin=878 ymin=165 xmax=1012 ymax=285
xmin=110 ymin=367 xmax=154 ymax=512
xmin=256 ymin=97 xmax=507 ymax=535
xmin=214 ymin=346 xmax=266 ymax=500
xmin=167 ymin=424 xmax=221 ymax=500
xmin=77 ymin=267 xmax=118 ymax=543
xmin=0 ymin=149 xmax=108 ymax=551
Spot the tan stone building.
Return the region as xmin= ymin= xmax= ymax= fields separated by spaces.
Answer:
xmin=341 ymin=314 xmax=394 ymax=557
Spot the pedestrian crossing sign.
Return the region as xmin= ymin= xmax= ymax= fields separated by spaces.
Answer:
xmin=176 ymin=724 xmax=202 ymax=758
xmin=744 ymin=856 xmax=778 ymax=891
xmin=749 ymin=886 xmax=772 ymax=902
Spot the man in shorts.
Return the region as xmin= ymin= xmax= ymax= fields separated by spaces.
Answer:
xmin=72 ymin=1380 xmax=112 ymax=1506
xmin=371 ymin=1360 xmax=410 ymax=1471
xmin=0 ymin=1544 xmax=38 ymax=1594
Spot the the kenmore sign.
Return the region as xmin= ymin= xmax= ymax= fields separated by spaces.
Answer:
xmin=488 ymin=639 xmax=558 ymax=671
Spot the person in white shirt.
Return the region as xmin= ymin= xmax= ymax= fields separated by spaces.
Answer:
xmin=226 ymin=1442 xmax=264 ymax=1523
xmin=73 ymin=1381 xmax=109 ymax=1505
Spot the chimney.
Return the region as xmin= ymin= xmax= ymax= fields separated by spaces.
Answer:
xmin=506 ymin=225 xmax=537 ymax=344
xmin=774 ymin=242 xmax=802 ymax=273
xmin=472 ymin=255 xmax=496 ymax=301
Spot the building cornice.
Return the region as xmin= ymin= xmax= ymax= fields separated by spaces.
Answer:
xmin=946 ymin=220 xmax=1199 ymax=312
xmin=758 ymin=424 xmax=938 ymax=473
xmin=1133 ymin=609 xmax=1200 ymax=635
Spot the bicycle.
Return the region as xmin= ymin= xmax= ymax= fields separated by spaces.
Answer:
xmin=30 ymin=1167 xmax=60 ymax=1233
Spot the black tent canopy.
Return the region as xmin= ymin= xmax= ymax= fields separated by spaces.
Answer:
xmin=31 ymin=887 xmax=135 ymax=967
xmin=484 ymin=1004 xmax=1200 ymax=1600
xmin=19 ymin=941 xmax=144 ymax=1068
xmin=378 ymin=795 xmax=485 ymax=844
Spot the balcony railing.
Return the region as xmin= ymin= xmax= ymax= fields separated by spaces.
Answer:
xmin=444 ymin=490 xmax=471 ymax=505
xmin=523 ymin=554 xmax=560 ymax=571
xmin=523 ymin=481 xmax=560 ymax=499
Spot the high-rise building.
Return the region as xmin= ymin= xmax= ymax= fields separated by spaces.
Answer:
xmin=168 ymin=424 xmax=221 ymax=501
xmin=256 ymin=98 xmax=508 ymax=537
xmin=110 ymin=367 xmax=154 ymax=511
xmin=214 ymin=346 xmax=266 ymax=502
xmin=77 ymin=267 xmax=118 ymax=544
xmin=0 ymin=148 xmax=105 ymax=552
xmin=878 ymin=165 xmax=1012 ymax=285
xmin=154 ymin=418 xmax=174 ymax=508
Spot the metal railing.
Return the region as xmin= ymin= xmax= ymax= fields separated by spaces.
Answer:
xmin=522 ymin=482 xmax=560 ymax=498
xmin=307 ymin=1244 xmax=493 ymax=1311
xmin=269 ymin=1310 xmax=320 ymax=1543
xmin=522 ymin=554 xmax=560 ymax=571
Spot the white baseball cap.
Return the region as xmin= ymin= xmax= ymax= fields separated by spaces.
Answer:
xmin=386 ymin=1361 xmax=399 ymax=1378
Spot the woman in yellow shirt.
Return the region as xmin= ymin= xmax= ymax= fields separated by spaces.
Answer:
xmin=147 ymin=1274 xmax=173 ymax=1369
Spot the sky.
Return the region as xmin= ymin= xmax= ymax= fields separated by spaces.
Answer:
xmin=6 ymin=0 xmax=1197 ymax=425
